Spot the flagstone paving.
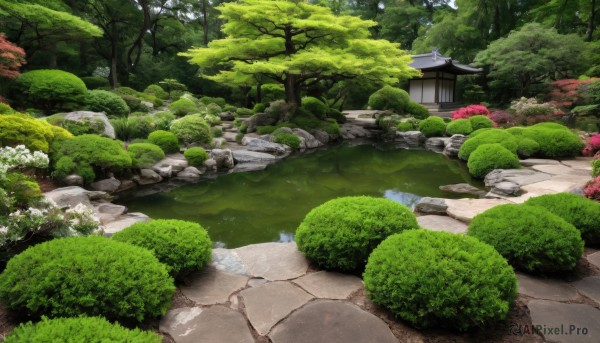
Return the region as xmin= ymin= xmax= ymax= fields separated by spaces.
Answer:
xmin=527 ymin=301 xmax=600 ymax=343
xmin=516 ymin=273 xmax=578 ymax=302
xmin=417 ymin=214 xmax=468 ymax=233
xmin=292 ymin=271 xmax=363 ymax=299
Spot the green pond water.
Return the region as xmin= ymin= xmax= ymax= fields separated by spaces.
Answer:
xmin=117 ymin=142 xmax=481 ymax=248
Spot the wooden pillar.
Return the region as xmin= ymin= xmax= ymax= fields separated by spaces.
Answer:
xmin=452 ymin=74 xmax=457 ymax=103
xmin=434 ymin=72 xmax=440 ymax=104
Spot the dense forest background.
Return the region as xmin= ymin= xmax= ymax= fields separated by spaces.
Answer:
xmin=1 ymin=0 xmax=599 ymax=106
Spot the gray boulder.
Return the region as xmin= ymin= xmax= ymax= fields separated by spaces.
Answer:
xmin=210 ymin=149 xmax=235 ymax=170
xmin=340 ymin=124 xmax=371 ymax=139
xmin=232 ymin=150 xmax=278 ymax=163
xmin=439 ymin=183 xmax=485 ymax=196
xmin=154 ymin=155 xmax=188 ymax=173
xmin=90 ymin=177 xmax=121 ymax=193
xmin=153 ymin=164 xmax=172 ymax=178
xmin=484 ymin=169 xmax=552 ymax=188
xmin=64 ymin=111 xmax=115 ymax=139
xmin=241 ymin=136 xmax=290 ymax=155
xmin=443 ymin=134 xmax=468 ymax=157
xmin=219 ymin=111 xmax=236 ymax=121
xmin=63 ymin=174 xmax=84 ymax=187
xmin=292 ymin=128 xmax=323 ymax=149
xmin=491 ymin=181 xmax=520 ymax=196
xmin=414 ymin=197 xmax=448 ymax=215
xmin=396 ymin=131 xmax=426 ymax=146
xmin=137 ymin=169 xmax=163 ymax=185
xmin=247 ymin=113 xmax=277 ymax=133
xmin=312 ymin=129 xmax=330 ymax=144
xmin=177 ymin=166 xmax=204 ymax=179
xmin=204 ymin=158 xmax=217 ymax=171
xmin=44 ymin=186 xmax=108 ymax=210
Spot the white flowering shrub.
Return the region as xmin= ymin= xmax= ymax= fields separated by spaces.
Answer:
xmin=0 ymin=145 xmax=49 ymax=180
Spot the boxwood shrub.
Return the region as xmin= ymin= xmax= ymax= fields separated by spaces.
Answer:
xmin=295 ymin=196 xmax=419 ymax=272
xmin=0 ymin=236 xmax=175 ymax=322
xmin=113 ymin=219 xmax=212 ymax=278
xmin=169 ymin=98 xmax=198 ymax=117
xmin=86 ymin=90 xmax=129 ymax=116
xmin=0 ymin=114 xmax=72 ymax=153
xmin=144 ymin=84 xmax=169 ymax=100
xmin=467 ymin=204 xmax=584 ymax=273
xmin=184 ymin=147 xmax=209 ymax=166
xmin=518 ymin=123 xmax=584 ymax=158
xmin=467 ymin=143 xmax=520 ymax=178
xmin=367 ymin=86 xmax=410 ymax=114
xmin=128 ymin=143 xmax=165 ymax=168
xmin=148 ymin=130 xmax=180 ymax=154
xmin=593 ymin=159 xmax=600 ymax=177
xmin=13 ymin=69 xmax=88 ymax=113
xmin=170 ymin=115 xmax=212 ymax=145
xmin=405 ymin=101 xmax=429 ymax=119
xmin=364 ymin=230 xmax=517 ymax=331
xmin=418 ymin=116 xmax=446 ymax=137
xmin=301 ymin=97 xmax=328 ymax=119
xmin=515 ymin=136 xmax=540 ymax=157
xmin=524 ymin=193 xmax=600 ymax=245
xmin=5 ymin=316 xmax=161 ymax=343
xmin=397 ymin=121 xmax=414 ymax=132
xmin=273 ymin=131 xmax=301 ymax=149
xmin=458 ymin=129 xmax=518 ymax=160
xmin=469 ymin=115 xmax=494 ymax=131
xmin=446 ymin=119 xmax=473 ymax=136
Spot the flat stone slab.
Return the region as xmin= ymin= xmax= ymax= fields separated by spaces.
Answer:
xmin=269 ymin=300 xmax=398 ymax=343
xmin=210 ymin=248 xmax=248 ymax=275
xmin=484 ymin=169 xmax=552 ymax=187
xmin=232 ymin=150 xmax=278 ymax=163
xmin=521 ymin=179 xmax=584 ymax=195
xmin=293 ymin=271 xmax=363 ymax=299
xmin=517 ymin=273 xmax=578 ymax=301
xmin=180 ymin=266 xmax=249 ymax=305
xmin=561 ymin=158 xmax=594 ymax=171
xmin=160 ymin=306 xmax=254 ymax=343
xmin=102 ymin=212 xmax=149 ymax=235
xmin=587 ymin=252 xmax=600 ymax=269
xmin=240 ymin=281 xmax=313 ymax=335
xmin=439 ymin=183 xmax=485 ymax=196
xmin=520 ymin=159 xmax=561 ymax=166
xmin=417 ymin=215 xmax=468 ymax=234
xmin=414 ymin=197 xmax=448 ymax=215
xmin=532 ymin=164 xmax=588 ymax=176
xmin=233 ymin=243 xmax=309 ymax=281
xmin=445 ymin=198 xmax=511 ymax=223
xmin=528 ymin=300 xmax=600 ymax=343
xmin=572 ymin=277 xmax=600 ymax=304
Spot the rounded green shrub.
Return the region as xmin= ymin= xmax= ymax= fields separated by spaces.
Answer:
xmin=13 ymin=70 xmax=88 ymax=113
xmin=321 ymin=119 xmax=340 ymax=135
xmin=446 ymin=119 xmax=473 ymax=136
xmin=169 ymin=98 xmax=198 ymax=116
xmin=0 ymin=115 xmax=55 ymax=152
xmin=144 ymin=84 xmax=168 ymax=100
xmin=170 ymin=115 xmax=212 ymax=145
xmin=295 ymin=196 xmax=419 ymax=272
xmin=86 ymin=90 xmax=129 ymax=116
xmin=148 ymin=130 xmax=180 ymax=154
xmin=273 ymin=131 xmax=301 ymax=149
xmin=0 ymin=236 xmax=175 ymax=322
xmin=405 ymin=101 xmax=429 ymax=119
xmin=5 ymin=316 xmax=161 ymax=343
xmin=515 ymin=137 xmax=540 ymax=157
xmin=397 ymin=121 xmax=414 ymax=132
xmin=113 ymin=219 xmax=212 ymax=278
xmin=128 ymin=143 xmax=165 ymax=168
xmin=524 ymin=193 xmax=600 ymax=245
xmin=237 ymin=107 xmax=254 ymax=117
xmin=301 ymin=97 xmax=328 ymax=119
xmin=418 ymin=116 xmax=446 ymax=137
xmin=253 ymin=103 xmax=266 ymax=113
xmin=367 ymin=86 xmax=410 ymax=114
xmin=467 ymin=143 xmax=520 ymax=178
xmin=458 ymin=129 xmax=518 ymax=160
xmin=520 ymin=123 xmax=584 ymax=158
xmin=80 ymin=76 xmax=110 ymax=90
xmin=364 ymin=230 xmax=517 ymax=331
xmin=199 ymin=96 xmax=227 ymax=107
xmin=326 ymin=108 xmax=347 ymax=123
xmin=52 ymin=134 xmax=132 ymax=183
xmin=467 ymin=204 xmax=584 ymax=273
xmin=593 ymin=159 xmax=600 ymax=177
xmin=469 ymin=115 xmax=494 ymax=130
xmin=184 ymin=147 xmax=209 ymax=166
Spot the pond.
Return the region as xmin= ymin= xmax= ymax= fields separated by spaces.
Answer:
xmin=117 ymin=142 xmax=482 ymax=248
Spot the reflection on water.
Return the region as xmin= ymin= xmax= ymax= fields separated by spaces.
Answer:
xmin=118 ymin=142 xmax=481 ymax=248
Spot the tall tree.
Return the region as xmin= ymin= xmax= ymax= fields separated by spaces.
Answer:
xmin=0 ymin=34 xmax=25 ymax=79
xmin=182 ymin=0 xmax=418 ymax=107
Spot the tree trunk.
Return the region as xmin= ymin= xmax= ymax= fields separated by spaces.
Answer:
xmin=202 ymin=0 xmax=209 ymax=45
xmin=110 ymin=24 xmax=118 ymax=88
xmin=48 ymin=43 xmax=57 ymax=68
xmin=284 ymin=74 xmax=301 ymax=107
xmin=256 ymin=83 xmax=262 ymax=104
xmin=587 ymin=0 xmax=597 ymax=42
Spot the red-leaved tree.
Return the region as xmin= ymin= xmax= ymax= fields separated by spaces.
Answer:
xmin=549 ymin=78 xmax=599 ymax=109
xmin=0 ymin=34 xmax=26 ymax=79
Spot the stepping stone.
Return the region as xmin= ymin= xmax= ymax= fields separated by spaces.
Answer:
xmin=445 ymin=198 xmax=511 ymax=223
xmin=269 ymin=300 xmax=398 ymax=343
xmin=520 ymin=159 xmax=561 ymax=166
xmin=234 ymin=243 xmax=309 ymax=281
xmin=572 ymin=277 xmax=600 ymax=304
xmin=484 ymin=169 xmax=552 ymax=187
xmin=417 ymin=215 xmax=468 ymax=234
xmin=160 ymin=306 xmax=254 ymax=343
xmin=528 ymin=300 xmax=600 ymax=343
xmin=561 ymin=158 xmax=594 ymax=171
xmin=293 ymin=271 xmax=363 ymax=299
xmin=210 ymin=248 xmax=248 ymax=275
xmin=240 ymin=281 xmax=313 ymax=335
xmin=102 ymin=212 xmax=149 ymax=236
xmin=587 ymin=252 xmax=600 ymax=269
xmin=521 ymin=179 xmax=584 ymax=195
xmin=180 ymin=266 xmax=249 ymax=305
xmin=517 ymin=273 xmax=578 ymax=301
xmin=532 ymin=164 xmax=588 ymax=176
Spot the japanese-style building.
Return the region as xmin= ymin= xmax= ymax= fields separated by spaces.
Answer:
xmin=408 ymin=50 xmax=482 ymax=106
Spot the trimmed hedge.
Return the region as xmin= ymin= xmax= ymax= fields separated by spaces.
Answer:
xmin=86 ymin=90 xmax=129 ymax=116
xmin=467 ymin=204 xmax=584 ymax=273
xmin=0 ymin=236 xmax=175 ymax=322
xmin=169 ymin=98 xmax=198 ymax=116
xmin=364 ymin=230 xmax=517 ymax=331
xmin=515 ymin=137 xmax=540 ymax=157
xmin=469 ymin=115 xmax=494 ymax=130
xmin=405 ymin=101 xmax=429 ymax=119
xmin=446 ymin=119 xmax=473 ymax=136
xmin=593 ymin=159 xmax=600 ymax=177
xmin=295 ymin=196 xmax=419 ymax=272
xmin=184 ymin=147 xmax=209 ymax=166
xmin=301 ymin=97 xmax=328 ymax=119
xmin=418 ymin=116 xmax=446 ymax=137
xmin=148 ymin=130 xmax=180 ymax=154
xmin=524 ymin=193 xmax=600 ymax=245
xmin=467 ymin=144 xmax=520 ymax=178
xmin=113 ymin=219 xmax=212 ymax=278
xmin=5 ymin=316 xmax=161 ymax=343
xmin=458 ymin=129 xmax=518 ymax=160
xmin=128 ymin=143 xmax=165 ymax=168
xmin=13 ymin=70 xmax=88 ymax=112
xmin=170 ymin=115 xmax=212 ymax=145
xmin=518 ymin=123 xmax=584 ymax=158
xmin=0 ymin=115 xmax=72 ymax=153
xmin=367 ymin=86 xmax=410 ymax=114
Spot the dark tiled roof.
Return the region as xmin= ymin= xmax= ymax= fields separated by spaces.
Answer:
xmin=410 ymin=52 xmax=482 ymax=75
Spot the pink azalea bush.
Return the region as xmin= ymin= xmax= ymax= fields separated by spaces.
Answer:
xmin=452 ymin=104 xmax=490 ymax=120
xmin=584 ymin=176 xmax=600 ymax=201
xmin=583 ymin=134 xmax=600 ymax=156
